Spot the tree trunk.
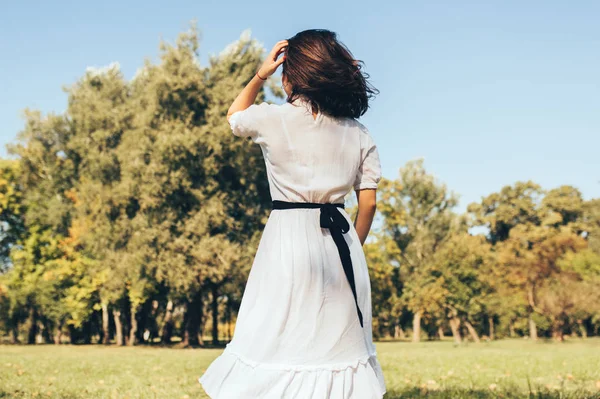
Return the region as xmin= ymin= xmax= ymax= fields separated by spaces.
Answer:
xmin=10 ymin=318 xmax=20 ymax=344
xmin=577 ymin=320 xmax=587 ymax=339
xmin=488 ymin=316 xmax=495 ymax=340
xmin=552 ymin=317 xmax=565 ymax=341
xmin=82 ymin=319 xmax=92 ymax=344
xmin=102 ymin=302 xmax=110 ymax=344
xmin=199 ymin=309 xmax=206 ymax=348
xmin=527 ymin=285 xmax=538 ymax=340
xmin=161 ymin=299 xmax=174 ymax=344
xmin=394 ymin=324 xmax=406 ymax=340
xmin=509 ymin=321 xmax=516 ymax=338
xmin=528 ymin=314 xmax=538 ymax=340
xmin=67 ymin=324 xmax=76 ymax=344
xmin=449 ymin=317 xmax=462 ymax=344
xmin=552 ymin=327 xmax=564 ymax=341
xmin=225 ymin=298 xmax=232 ymax=341
xmin=147 ymin=299 xmax=160 ymax=343
xmin=182 ymin=291 xmax=203 ymax=347
xmin=40 ymin=317 xmax=53 ymax=344
xmin=53 ymin=320 xmax=63 ymax=345
xmin=113 ymin=309 xmax=124 ymax=346
xmin=412 ymin=311 xmax=422 ymax=343
xmin=212 ymin=285 xmax=220 ymax=346
xmin=136 ymin=299 xmax=151 ymax=344
xmin=128 ymin=305 xmax=138 ymax=346
xmin=437 ymin=326 xmax=445 ymax=340
xmin=27 ymin=307 xmax=38 ymax=345
xmin=464 ymin=321 xmax=481 ymax=343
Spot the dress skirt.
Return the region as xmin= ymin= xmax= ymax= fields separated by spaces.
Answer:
xmin=198 ymin=208 xmax=386 ymax=398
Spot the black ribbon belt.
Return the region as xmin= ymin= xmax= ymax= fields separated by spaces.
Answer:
xmin=271 ymin=200 xmax=364 ymax=328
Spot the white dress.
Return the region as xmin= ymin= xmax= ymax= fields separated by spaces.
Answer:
xmin=199 ymin=97 xmax=386 ymax=399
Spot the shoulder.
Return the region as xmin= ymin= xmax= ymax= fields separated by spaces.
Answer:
xmin=229 ymin=101 xmax=284 ymax=140
xmin=245 ymin=101 xmax=282 ymax=116
xmin=354 ymin=119 xmax=370 ymax=135
xmin=231 ymin=101 xmax=281 ymax=128
xmin=351 ymin=119 xmax=377 ymax=147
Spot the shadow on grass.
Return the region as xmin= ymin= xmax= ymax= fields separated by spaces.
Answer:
xmin=384 ymin=387 xmax=600 ymax=399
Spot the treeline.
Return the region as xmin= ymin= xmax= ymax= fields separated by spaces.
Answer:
xmin=0 ymin=27 xmax=279 ymax=346
xmin=1 ymin=27 xmax=599 ymax=346
xmin=367 ymin=162 xmax=600 ymax=342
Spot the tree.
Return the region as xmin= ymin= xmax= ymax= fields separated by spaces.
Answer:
xmin=5 ymin=110 xmax=77 ymax=343
xmin=362 ymin=237 xmax=398 ymax=339
xmin=378 ymin=159 xmax=459 ymax=342
xmin=65 ymin=62 xmax=133 ymax=345
xmin=198 ymin=29 xmax=282 ymax=346
xmin=554 ymin=248 xmax=600 ymax=337
xmin=497 ymin=224 xmax=586 ymax=340
xmin=468 ymin=181 xmax=543 ymax=245
xmin=425 ymin=233 xmax=493 ymax=343
xmin=469 ymin=184 xmax=590 ymax=340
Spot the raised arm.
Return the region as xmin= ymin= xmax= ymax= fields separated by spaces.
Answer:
xmin=227 ymin=40 xmax=288 ymax=121
xmin=354 ymin=188 xmax=377 ymax=245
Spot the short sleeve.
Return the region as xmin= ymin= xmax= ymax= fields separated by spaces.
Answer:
xmin=353 ymin=128 xmax=382 ymax=191
xmin=228 ymin=102 xmax=275 ymax=141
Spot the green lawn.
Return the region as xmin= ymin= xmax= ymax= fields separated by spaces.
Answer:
xmin=1 ymin=339 xmax=600 ymax=398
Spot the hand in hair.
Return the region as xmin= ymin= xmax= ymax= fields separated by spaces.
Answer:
xmin=227 ymin=40 xmax=288 ymax=120
xmin=257 ymin=40 xmax=288 ymax=79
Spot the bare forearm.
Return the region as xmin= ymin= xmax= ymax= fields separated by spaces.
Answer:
xmin=354 ymin=189 xmax=377 ymax=245
xmin=354 ymin=207 xmax=376 ymax=245
xmin=227 ymin=40 xmax=288 ymax=121
xmin=227 ymin=74 xmax=265 ymax=120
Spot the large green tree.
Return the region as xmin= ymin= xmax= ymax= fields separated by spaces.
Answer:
xmin=379 ymin=159 xmax=459 ymax=342
xmin=470 ymin=185 xmax=593 ymax=339
xmin=5 ymin=110 xmax=77 ymax=343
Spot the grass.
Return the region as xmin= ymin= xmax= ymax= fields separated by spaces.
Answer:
xmin=1 ymin=339 xmax=600 ymax=398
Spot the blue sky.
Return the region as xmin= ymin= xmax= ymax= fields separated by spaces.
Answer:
xmin=1 ymin=0 xmax=598 ymax=210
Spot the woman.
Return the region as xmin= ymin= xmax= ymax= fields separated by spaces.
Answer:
xmin=199 ymin=29 xmax=386 ymax=399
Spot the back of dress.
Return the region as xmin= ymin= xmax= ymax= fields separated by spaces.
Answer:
xmin=199 ymin=98 xmax=387 ymax=399
xmin=229 ymin=97 xmax=381 ymax=202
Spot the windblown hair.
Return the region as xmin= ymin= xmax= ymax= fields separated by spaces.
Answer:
xmin=282 ymin=29 xmax=378 ymax=119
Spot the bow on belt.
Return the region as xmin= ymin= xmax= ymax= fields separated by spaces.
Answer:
xmin=271 ymin=200 xmax=364 ymax=328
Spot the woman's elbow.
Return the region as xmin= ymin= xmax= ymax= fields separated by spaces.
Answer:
xmin=357 ymin=189 xmax=377 ymax=211
xmin=368 ymin=201 xmax=377 ymax=212
xmin=361 ymin=199 xmax=377 ymax=212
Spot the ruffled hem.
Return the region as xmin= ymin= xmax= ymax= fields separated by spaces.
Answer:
xmin=198 ymin=348 xmax=386 ymax=399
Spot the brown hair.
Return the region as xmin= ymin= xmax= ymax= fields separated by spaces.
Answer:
xmin=282 ymin=29 xmax=378 ymax=119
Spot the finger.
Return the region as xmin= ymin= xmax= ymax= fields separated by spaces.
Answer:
xmin=276 ymin=41 xmax=288 ymax=50
xmin=272 ymin=49 xmax=287 ymax=64
xmin=275 ymin=46 xmax=286 ymax=58
xmin=270 ymin=41 xmax=288 ymax=58
xmin=274 ymin=55 xmax=286 ymax=67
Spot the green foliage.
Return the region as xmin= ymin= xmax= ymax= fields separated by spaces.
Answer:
xmin=0 ymin=160 xmax=26 ymax=271
xmin=583 ymin=198 xmax=600 ymax=254
xmin=468 ymin=181 xmax=543 ymax=244
xmin=428 ymin=234 xmax=493 ymax=322
xmin=377 ymin=159 xmax=460 ymax=339
xmin=470 ymin=183 xmax=597 ymax=340
xmin=0 ymin=25 xmax=279 ymax=345
xmin=363 ymin=237 xmax=397 ymax=338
